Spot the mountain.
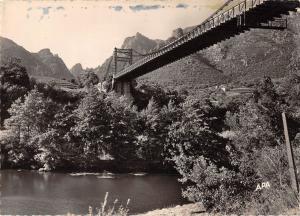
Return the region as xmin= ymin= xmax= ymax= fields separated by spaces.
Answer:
xmin=94 ymin=32 xmax=164 ymax=80
xmin=0 ymin=37 xmax=74 ymax=81
xmin=33 ymin=48 xmax=74 ymax=80
xmin=95 ymin=12 xmax=300 ymax=92
xmin=140 ymin=12 xmax=300 ymax=91
xmin=70 ymin=63 xmax=86 ymax=80
xmin=93 ymin=29 xmax=232 ymax=88
xmin=122 ymin=32 xmax=163 ymax=53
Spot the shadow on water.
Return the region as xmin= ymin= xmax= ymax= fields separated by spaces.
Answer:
xmin=1 ymin=170 xmax=187 ymax=215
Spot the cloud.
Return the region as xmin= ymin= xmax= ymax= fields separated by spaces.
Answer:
xmin=109 ymin=5 xmax=123 ymax=12
xmin=35 ymin=6 xmax=52 ymax=21
xmin=56 ymin=6 xmax=65 ymax=11
xmin=176 ymin=3 xmax=189 ymax=9
xmin=129 ymin=4 xmax=162 ymax=12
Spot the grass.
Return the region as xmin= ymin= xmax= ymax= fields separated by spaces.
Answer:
xmin=88 ymin=192 xmax=130 ymax=216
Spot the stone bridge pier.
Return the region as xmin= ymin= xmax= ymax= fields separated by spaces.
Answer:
xmin=113 ymin=78 xmax=134 ymax=101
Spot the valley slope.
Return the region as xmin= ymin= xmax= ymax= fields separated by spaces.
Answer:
xmin=95 ymin=12 xmax=300 ymax=92
xmin=0 ymin=37 xmax=74 ymax=81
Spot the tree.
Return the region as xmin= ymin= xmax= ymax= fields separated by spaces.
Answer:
xmin=79 ymin=70 xmax=99 ymax=88
xmin=166 ymin=97 xmax=246 ymax=213
xmin=136 ymin=98 xmax=182 ymax=161
xmin=223 ymin=77 xmax=300 ymax=214
xmin=33 ymin=104 xmax=78 ymax=170
xmin=134 ymin=83 xmax=188 ymax=110
xmin=0 ymin=58 xmax=30 ymax=127
xmin=104 ymin=94 xmax=139 ymax=160
xmin=279 ymin=73 xmax=300 ymax=109
xmin=4 ymin=88 xmax=58 ymax=168
xmin=72 ymin=87 xmax=111 ymax=165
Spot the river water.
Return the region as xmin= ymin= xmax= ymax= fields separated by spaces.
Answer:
xmin=1 ymin=170 xmax=186 ymax=215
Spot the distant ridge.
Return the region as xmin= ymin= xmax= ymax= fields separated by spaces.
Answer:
xmin=70 ymin=63 xmax=86 ymax=80
xmin=0 ymin=37 xmax=75 ymax=81
xmin=94 ymin=12 xmax=300 ymax=92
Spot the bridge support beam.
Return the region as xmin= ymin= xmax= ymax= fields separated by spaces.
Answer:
xmin=114 ymin=80 xmax=134 ymax=101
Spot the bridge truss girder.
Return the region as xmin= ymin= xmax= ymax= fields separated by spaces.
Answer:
xmin=114 ymin=0 xmax=299 ymax=82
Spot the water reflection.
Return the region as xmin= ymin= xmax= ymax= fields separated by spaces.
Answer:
xmin=1 ymin=170 xmax=187 ymax=215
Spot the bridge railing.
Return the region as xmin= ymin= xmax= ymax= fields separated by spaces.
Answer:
xmin=116 ymin=0 xmax=270 ymax=78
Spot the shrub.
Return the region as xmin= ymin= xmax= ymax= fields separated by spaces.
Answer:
xmin=169 ymin=77 xmax=300 ymax=214
xmin=0 ymin=58 xmax=30 ymax=127
xmin=167 ymin=97 xmax=246 ymax=213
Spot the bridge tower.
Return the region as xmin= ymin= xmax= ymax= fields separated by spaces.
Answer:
xmin=112 ymin=48 xmax=134 ymax=100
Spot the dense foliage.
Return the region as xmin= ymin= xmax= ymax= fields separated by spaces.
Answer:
xmin=0 ymin=58 xmax=30 ymax=127
xmin=1 ymin=63 xmax=185 ymax=170
xmin=2 ymin=60 xmax=300 ymax=214
xmin=167 ymin=76 xmax=300 ymax=214
xmin=78 ymin=70 xmax=99 ymax=88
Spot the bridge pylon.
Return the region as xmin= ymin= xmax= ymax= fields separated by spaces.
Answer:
xmin=114 ymin=79 xmax=134 ymax=101
xmin=112 ymin=48 xmax=134 ymax=100
xmin=113 ymin=48 xmax=133 ymax=75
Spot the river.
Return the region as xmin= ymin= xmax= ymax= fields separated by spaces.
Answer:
xmin=1 ymin=170 xmax=187 ymax=215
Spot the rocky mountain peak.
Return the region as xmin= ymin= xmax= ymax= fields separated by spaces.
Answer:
xmin=121 ymin=32 xmax=158 ymax=54
xmin=71 ymin=63 xmax=83 ymax=71
xmin=34 ymin=48 xmax=74 ymax=80
xmin=0 ymin=38 xmax=75 ymax=81
xmin=38 ymin=48 xmax=53 ymax=57
xmin=135 ymin=32 xmax=144 ymax=38
xmin=70 ymin=63 xmax=86 ymax=80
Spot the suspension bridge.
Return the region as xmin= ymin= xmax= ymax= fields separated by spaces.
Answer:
xmin=100 ymin=0 xmax=300 ymax=98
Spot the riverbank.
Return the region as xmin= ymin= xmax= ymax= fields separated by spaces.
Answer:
xmin=0 ymin=129 xmax=177 ymax=174
xmin=1 ymin=160 xmax=177 ymax=174
xmin=135 ymin=204 xmax=300 ymax=215
xmin=135 ymin=203 xmax=205 ymax=216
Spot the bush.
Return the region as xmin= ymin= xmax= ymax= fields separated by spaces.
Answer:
xmin=0 ymin=58 xmax=30 ymax=127
xmin=168 ymin=77 xmax=300 ymax=214
xmin=167 ymin=97 xmax=247 ymax=213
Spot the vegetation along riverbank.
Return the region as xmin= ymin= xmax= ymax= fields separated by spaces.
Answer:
xmin=1 ymin=57 xmax=300 ymax=214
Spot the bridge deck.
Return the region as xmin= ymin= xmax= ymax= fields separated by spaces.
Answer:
xmin=115 ymin=0 xmax=299 ymax=81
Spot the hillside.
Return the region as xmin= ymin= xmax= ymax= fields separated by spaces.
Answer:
xmin=140 ymin=12 xmax=300 ymax=91
xmin=95 ymin=12 xmax=300 ymax=92
xmin=70 ymin=63 xmax=86 ymax=80
xmin=33 ymin=49 xmax=74 ymax=81
xmin=0 ymin=37 xmax=74 ymax=81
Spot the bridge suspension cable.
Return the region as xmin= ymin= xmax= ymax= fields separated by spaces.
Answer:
xmin=127 ymin=0 xmax=236 ymax=58
xmin=102 ymin=0 xmax=236 ymax=81
xmin=109 ymin=0 xmax=292 ymax=80
xmin=113 ymin=0 xmax=299 ymax=81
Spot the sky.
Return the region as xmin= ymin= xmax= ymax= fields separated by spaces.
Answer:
xmin=0 ymin=0 xmax=224 ymax=69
